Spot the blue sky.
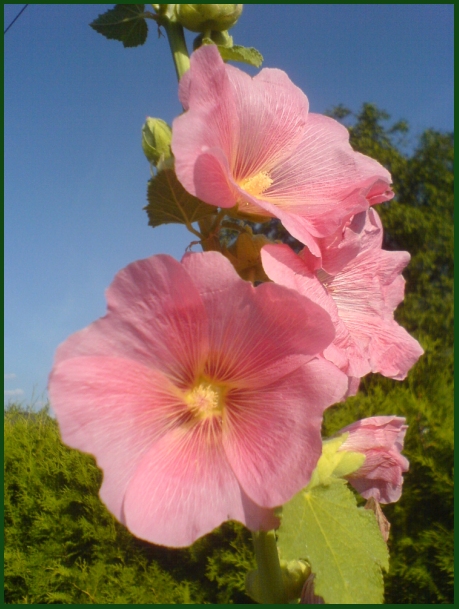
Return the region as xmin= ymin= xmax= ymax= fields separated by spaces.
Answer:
xmin=4 ymin=4 xmax=454 ymax=407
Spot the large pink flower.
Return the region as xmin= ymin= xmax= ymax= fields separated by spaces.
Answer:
xmin=261 ymin=209 xmax=424 ymax=384
xmin=337 ymin=416 xmax=409 ymax=503
xmin=172 ymin=45 xmax=393 ymax=256
xmin=48 ymin=251 xmax=347 ymax=547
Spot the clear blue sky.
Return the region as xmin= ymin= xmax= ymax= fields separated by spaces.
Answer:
xmin=4 ymin=4 xmax=454 ymax=407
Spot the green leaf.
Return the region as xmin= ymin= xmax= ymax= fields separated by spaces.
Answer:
xmin=277 ymin=479 xmax=389 ymax=604
xmin=201 ymin=39 xmax=263 ymax=67
xmin=145 ymin=169 xmax=218 ymax=228
xmin=90 ymin=5 xmax=149 ymax=48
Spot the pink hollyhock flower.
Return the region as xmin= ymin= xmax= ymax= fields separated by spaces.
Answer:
xmin=336 ymin=416 xmax=409 ymax=503
xmin=172 ymin=45 xmax=393 ymax=257
xmin=261 ymin=208 xmax=424 ymax=385
xmin=48 ymin=251 xmax=348 ymax=547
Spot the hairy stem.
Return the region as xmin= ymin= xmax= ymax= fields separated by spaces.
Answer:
xmin=162 ymin=19 xmax=190 ymax=81
xmin=252 ymin=530 xmax=287 ymax=604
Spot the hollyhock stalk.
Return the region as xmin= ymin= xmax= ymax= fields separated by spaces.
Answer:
xmin=155 ymin=6 xmax=190 ymax=81
xmin=252 ymin=530 xmax=287 ymax=604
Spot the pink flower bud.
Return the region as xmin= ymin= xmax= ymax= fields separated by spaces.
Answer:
xmin=337 ymin=416 xmax=409 ymax=504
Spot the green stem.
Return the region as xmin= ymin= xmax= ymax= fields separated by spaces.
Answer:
xmin=252 ymin=530 xmax=287 ymax=604
xmin=162 ymin=19 xmax=190 ymax=81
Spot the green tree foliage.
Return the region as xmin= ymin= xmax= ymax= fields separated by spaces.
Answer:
xmin=4 ymin=106 xmax=453 ymax=603
xmin=4 ymin=404 xmax=254 ymax=604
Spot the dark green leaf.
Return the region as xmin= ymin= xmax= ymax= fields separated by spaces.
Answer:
xmin=90 ymin=5 xmax=148 ymax=48
xmin=145 ymin=169 xmax=217 ymax=228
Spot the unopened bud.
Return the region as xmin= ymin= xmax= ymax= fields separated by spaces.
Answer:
xmin=175 ymin=4 xmax=243 ymax=33
xmin=281 ymin=559 xmax=311 ymax=601
xmin=141 ymin=117 xmax=172 ymax=167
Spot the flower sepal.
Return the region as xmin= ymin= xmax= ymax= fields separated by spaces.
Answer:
xmin=307 ymin=435 xmax=366 ymax=489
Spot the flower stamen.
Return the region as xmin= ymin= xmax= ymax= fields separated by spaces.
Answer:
xmin=239 ymin=171 xmax=273 ymax=198
xmin=184 ymin=379 xmax=227 ymax=420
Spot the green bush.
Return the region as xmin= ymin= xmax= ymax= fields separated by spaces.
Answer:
xmin=4 ymin=404 xmax=214 ymax=604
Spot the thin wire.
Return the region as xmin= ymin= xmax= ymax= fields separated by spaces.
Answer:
xmin=4 ymin=4 xmax=29 ymax=35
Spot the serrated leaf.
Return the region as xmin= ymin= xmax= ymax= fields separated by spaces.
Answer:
xmin=201 ymin=39 xmax=263 ymax=67
xmin=90 ymin=5 xmax=148 ymax=48
xmin=277 ymin=479 xmax=389 ymax=604
xmin=145 ymin=169 xmax=218 ymax=228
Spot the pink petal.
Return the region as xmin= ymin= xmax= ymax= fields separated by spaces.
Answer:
xmin=173 ymin=45 xmax=308 ymax=208
xmin=182 ymin=251 xmax=337 ymax=386
xmin=321 ymin=249 xmax=410 ymax=320
xmin=227 ymin=64 xmax=309 ymax=179
xmin=49 ymin=357 xmax=186 ymax=521
xmin=223 ymin=358 xmax=348 ymax=507
xmin=122 ymin=421 xmax=278 ymax=547
xmin=349 ymin=475 xmax=404 ymax=504
xmin=261 ymin=243 xmax=372 ymax=378
xmin=356 ymin=317 xmax=425 ymax=380
xmin=53 ymin=255 xmax=209 ymax=387
xmin=317 ymin=208 xmax=382 ymax=274
xmin=339 ymin=416 xmax=408 ymax=451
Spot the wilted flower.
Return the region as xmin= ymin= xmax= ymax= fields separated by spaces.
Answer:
xmin=172 ymin=45 xmax=393 ymax=256
xmin=261 ymin=208 xmax=423 ymax=385
xmin=48 ymin=251 xmax=347 ymax=547
xmin=337 ymin=416 xmax=409 ymax=503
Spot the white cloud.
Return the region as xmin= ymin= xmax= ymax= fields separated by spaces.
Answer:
xmin=4 ymin=373 xmax=17 ymax=380
xmin=4 ymin=388 xmax=24 ymax=397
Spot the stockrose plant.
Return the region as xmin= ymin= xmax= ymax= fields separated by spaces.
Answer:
xmin=48 ymin=4 xmax=424 ymax=604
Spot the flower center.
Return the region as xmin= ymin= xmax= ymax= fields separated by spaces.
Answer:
xmin=184 ymin=380 xmax=226 ymax=420
xmin=239 ymin=171 xmax=273 ymax=198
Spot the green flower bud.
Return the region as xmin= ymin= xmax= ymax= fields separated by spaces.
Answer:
xmin=280 ymin=559 xmax=311 ymax=601
xmin=141 ymin=117 xmax=172 ymax=167
xmin=175 ymin=4 xmax=243 ymax=33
